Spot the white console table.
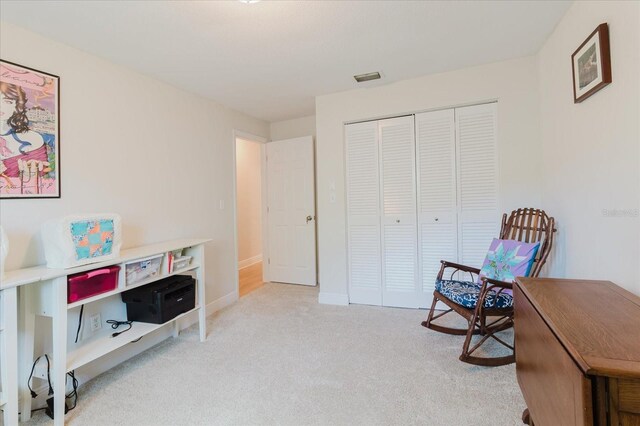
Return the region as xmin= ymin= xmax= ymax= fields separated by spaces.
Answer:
xmin=1 ymin=238 xmax=209 ymax=426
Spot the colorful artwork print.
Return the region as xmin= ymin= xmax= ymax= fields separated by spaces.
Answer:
xmin=71 ymin=219 xmax=115 ymax=260
xmin=0 ymin=60 xmax=60 ymax=198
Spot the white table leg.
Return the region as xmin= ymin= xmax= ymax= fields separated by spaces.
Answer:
xmin=51 ymin=277 xmax=67 ymax=426
xmin=195 ymin=246 xmax=207 ymax=342
xmin=2 ymin=287 xmax=19 ymax=426
xmin=19 ymin=284 xmax=36 ymax=422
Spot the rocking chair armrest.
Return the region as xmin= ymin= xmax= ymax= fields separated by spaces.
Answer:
xmin=479 ymin=277 xmax=514 ymax=290
xmin=439 ymin=260 xmax=481 ymax=275
xmin=437 ymin=260 xmax=481 ymax=281
xmin=476 ymin=278 xmax=514 ymax=311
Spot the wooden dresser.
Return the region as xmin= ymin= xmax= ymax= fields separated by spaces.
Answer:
xmin=514 ymin=278 xmax=640 ymax=426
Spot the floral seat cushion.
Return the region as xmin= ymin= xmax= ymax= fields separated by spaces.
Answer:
xmin=435 ymin=279 xmax=514 ymax=309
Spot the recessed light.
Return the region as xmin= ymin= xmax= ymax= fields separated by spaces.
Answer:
xmin=238 ymin=0 xmax=261 ymax=3
xmin=354 ymin=72 xmax=381 ymax=83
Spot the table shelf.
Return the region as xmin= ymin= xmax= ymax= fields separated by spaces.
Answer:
xmin=1 ymin=238 xmax=209 ymax=291
xmin=67 ymin=306 xmax=199 ymax=371
xmin=66 ymin=263 xmax=200 ymax=309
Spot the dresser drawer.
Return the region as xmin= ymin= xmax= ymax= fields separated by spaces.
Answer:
xmin=610 ymin=377 xmax=640 ymax=425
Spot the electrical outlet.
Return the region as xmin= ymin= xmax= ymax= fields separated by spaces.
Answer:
xmin=89 ymin=313 xmax=102 ymax=333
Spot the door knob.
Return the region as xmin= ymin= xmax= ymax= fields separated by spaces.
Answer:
xmin=396 ymin=219 xmax=400 ymax=223
xmin=434 ymin=217 xmax=439 ymax=222
xmin=306 ymin=215 xmax=314 ymax=223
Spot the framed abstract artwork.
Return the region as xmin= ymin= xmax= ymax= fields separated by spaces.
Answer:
xmin=571 ymin=23 xmax=612 ymax=103
xmin=0 ymin=60 xmax=60 ymax=198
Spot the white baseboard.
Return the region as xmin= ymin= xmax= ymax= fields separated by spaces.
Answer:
xmin=206 ymin=289 xmax=239 ymax=316
xmin=318 ymin=292 xmax=349 ymax=306
xmin=238 ymin=254 xmax=262 ymax=270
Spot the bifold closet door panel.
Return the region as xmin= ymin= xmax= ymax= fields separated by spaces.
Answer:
xmin=346 ymin=121 xmax=382 ymax=306
xmin=455 ymin=103 xmax=500 ymax=269
xmin=415 ymin=109 xmax=458 ymax=308
xmin=378 ymin=116 xmax=419 ymax=308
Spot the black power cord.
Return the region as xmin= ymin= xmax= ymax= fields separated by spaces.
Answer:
xmin=106 ymin=319 xmax=133 ymax=337
xmin=27 ymin=355 xmax=79 ymax=419
xmin=65 ymin=370 xmax=79 ymax=411
xmin=27 ymin=355 xmax=53 ymax=398
xmin=74 ymin=304 xmax=84 ymax=343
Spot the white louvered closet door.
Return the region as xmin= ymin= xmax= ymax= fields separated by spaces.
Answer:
xmin=346 ymin=121 xmax=382 ymax=305
xmin=456 ymin=103 xmax=500 ymax=270
xmin=415 ymin=109 xmax=458 ymax=308
xmin=379 ymin=116 xmax=419 ymax=308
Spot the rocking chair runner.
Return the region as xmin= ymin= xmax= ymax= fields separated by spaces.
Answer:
xmin=421 ymin=208 xmax=556 ymax=367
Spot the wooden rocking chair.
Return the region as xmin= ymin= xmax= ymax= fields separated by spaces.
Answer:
xmin=421 ymin=208 xmax=556 ymax=366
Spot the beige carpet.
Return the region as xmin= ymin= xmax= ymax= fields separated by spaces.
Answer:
xmin=27 ymin=283 xmax=525 ymax=425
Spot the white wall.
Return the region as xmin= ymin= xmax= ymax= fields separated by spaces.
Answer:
xmin=315 ymin=56 xmax=542 ymax=303
xmin=0 ymin=23 xmax=269 ymax=303
xmin=0 ymin=21 xmax=269 ymax=388
xmin=235 ymin=138 xmax=262 ymax=265
xmin=538 ymin=1 xmax=640 ymax=294
xmin=270 ymin=115 xmax=316 ymax=141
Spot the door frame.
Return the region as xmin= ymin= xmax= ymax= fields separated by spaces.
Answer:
xmin=232 ymin=130 xmax=270 ymax=298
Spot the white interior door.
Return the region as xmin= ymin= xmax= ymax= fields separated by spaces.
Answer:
xmin=415 ymin=109 xmax=458 ymax=308
xmin=379 ymin=116 xmax=419 ymax=308
xmin=266 ymin=136 xmax=317 ymax=286
xmin=346 ymin=121 xmax=382 ymax=305
xmin=456 ymin=103 xmax=500 ymax=270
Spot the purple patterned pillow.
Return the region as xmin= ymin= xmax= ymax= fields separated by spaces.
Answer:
xmin=478 ymin=238 xmax=540 ymax=285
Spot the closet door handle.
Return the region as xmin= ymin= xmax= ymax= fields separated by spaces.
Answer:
xmin=434 ymin=217 xmax=439 ymax=222
xmin=396 ymin=219 xmax=400 ymax=223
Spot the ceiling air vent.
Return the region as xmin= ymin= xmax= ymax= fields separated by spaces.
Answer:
xmin=354 ymin=72 xmax=381 ymax=83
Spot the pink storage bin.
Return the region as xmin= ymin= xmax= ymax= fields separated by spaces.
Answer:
xmin=67 ymin=265 xmax=120 ymax=303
